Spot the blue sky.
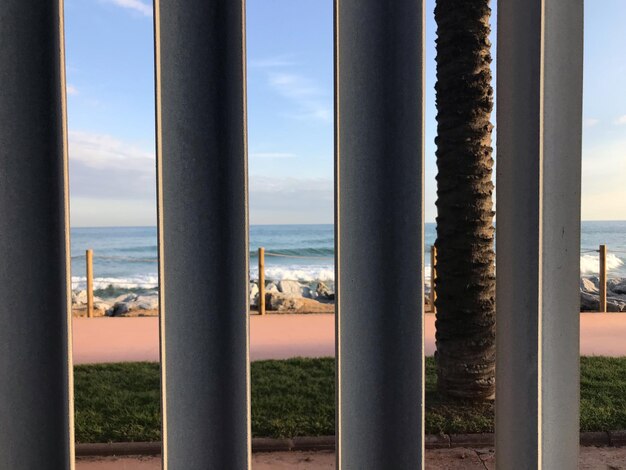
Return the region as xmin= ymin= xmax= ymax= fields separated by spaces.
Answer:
xmin=65 ymin=0 xmax=625 ymax=226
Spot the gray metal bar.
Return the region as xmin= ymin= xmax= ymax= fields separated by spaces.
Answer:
xmin=496 ymin=0 xmax=583 ymax=468
xmin=335 ymin=1 xmax=425 ymax=468
xmin=154 ymin=0 xmax=250 ymax=468
xmin=0 ymin=1 xmax=74 ymax=469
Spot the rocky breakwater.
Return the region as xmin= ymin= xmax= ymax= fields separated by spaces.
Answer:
xmin=580 ymin=276 xmax=626 ymax=312
xmin=72 ymin=290 xmax=159 ymax=317
xmin=250 ymin=280 xmax=336 ymax=313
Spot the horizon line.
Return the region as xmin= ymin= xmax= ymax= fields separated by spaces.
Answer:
xmin=70 ymin=219 xmax=626 ymax=229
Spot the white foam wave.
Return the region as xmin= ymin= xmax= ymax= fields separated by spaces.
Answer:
xmin=72 ymin=274 xmax=158 ymax=290
xmin=250 ymin=264 xmax=335 ymax=282
xmin=580 ymin=253 xmax=624 ymax=275
xmin=248 ymin=265 xmax=434 ymax=283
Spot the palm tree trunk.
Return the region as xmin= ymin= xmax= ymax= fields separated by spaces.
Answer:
xmin=434 ymin=0 xmax=496 ymax=400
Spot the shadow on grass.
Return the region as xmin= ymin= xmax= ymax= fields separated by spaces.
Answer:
xmin=74 ymin=356 xmax=626 ymax=442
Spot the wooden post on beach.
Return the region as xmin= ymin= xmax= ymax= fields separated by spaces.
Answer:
xmin=599 ymin=244 xmax=607 ymax=313
xmin=86 ymin=249 xmax=94 ymax=318
xmin=258 ymin=247 xmax=266 ymax=315
xmin=430 ymin=245 xmax=437 ymax=314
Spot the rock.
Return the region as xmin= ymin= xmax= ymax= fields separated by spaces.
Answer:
xmin=264 ymin=291 xmax=334 ymax=313
xmin=580 ymin=292 xmax=599 ymax=311
xmin=107 ymin=302 xmax=130 ymax=316
xmin=277 ymin=280 xmax=302 ymax=297
xmin=580 ymin=277 xmax=599 ymax=294
xmin=115 ymin=293 xmax=138 ymax=303
xmin=581 ymin=291 xmax=626 ymax=312
xmin=266 ymin=282 xmax=279 ymax=294
xmin=94 ymin=302 xmax=111 ymax=312
xmin=607 ymin=298 xmax=626 ymax=312
xmin=316 ymin=282 xmax=334 ymax=300
xmin=134 ymin=295 xmax=159 ymax=310
xmin=249 ymin=282 xmax=259 ymax=306
xmin=266 ymin=292 xmax=305 ymax=311
xmin=302 ymin=286 xmax=318 ymax=299
xmin=74 ymin=290 xmax=88 ymax=304
xmin=610 ymin=279 xmax=626 ymax=295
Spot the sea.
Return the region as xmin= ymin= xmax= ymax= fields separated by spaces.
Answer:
xmin=71 ymin=221 xmax=626 ymax=295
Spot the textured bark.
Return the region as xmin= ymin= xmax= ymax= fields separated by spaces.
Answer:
xmin=434 ymin=0 xmax=496 ymax=400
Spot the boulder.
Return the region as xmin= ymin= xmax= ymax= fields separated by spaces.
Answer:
xmin=266 ymin=282 xmax=279 ymax=294
xmin=580 ymin=277 xmax=599 ymax=294
xmin=134 ymin=295 xmax=159 ymax=310
xmin=277 ymin=280 xmax=302 ymax=297
xmin=610 ymin=279 xmax=626 ymax=295
xmin=94 ymin=302 xmax=111 ymax=312
xmin=607 ymin=297 xmax=626 ymax=312
xmin=265 ymin=291 xmax=334 ymax=313
xmin=581 ymin=291 xmax=626 ymax=312
xmin=580 ymin=292 xmax=599 ymax=311
xmin=74 ymin=290 xmax=88 ymax=305
xmin=316 ymin=282 xmax=334 ymax=300
xmin=249 ymin=282 xmax=259 ymax=306
xmin=107 ymin=302 xmax=130 ymax=316
xmin=115 ymin=293 xmax=138 ymax=304
xmin=266 ymin=292 xmax=305 ymax=311
xmin=302 ymin=286 xmax=318 ymax=299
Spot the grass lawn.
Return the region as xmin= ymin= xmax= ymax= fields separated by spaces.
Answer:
xmin=74 ymin=357 xmax=626 ymax=443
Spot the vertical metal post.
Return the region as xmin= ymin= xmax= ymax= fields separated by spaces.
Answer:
xmin=496 ymin=0 xmax=583 ymax=468
xmin=430 ymin=246 xmax=437 ymax=314
xmin=599 ymin=244 xmax=607 ymax=313
xmin=154 ymin=0 xmax=250 ymax=468
xmin=86 ymin=249 xmax=94 ymax=318
xmin=0 ymin=1 xmax=74 ymax=468
xmin=335 ymin=0 xmax=425 ymax=468
xmin=258 ymin=247 xmax=266 ymax=315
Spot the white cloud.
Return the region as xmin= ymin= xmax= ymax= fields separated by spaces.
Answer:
xmin=105 ymin=0 xmax=152 ymax=17
xmin=66 ymin=84 xmax=79 ymax=96
xmin=69 ymin=130 xmax=154 ymax=172
xmin=71 ymin=197 xmax=156 ymax=227
xmin=584 ymin=118 xmax=599 ymax=127
xmin=267 ymin=72 xmax=332 ymax=123
xmin=68 ymin=130 xmax=156 ymax=207
xmin=67 ymin=131 xmax=333 ymax=225
xmin=581 ymin=139 xmax=626 ymax=220
xmin=614 ymin=115 xmax=626 ymax=125
xmin=249 ymin=152 xmax=296 ymax=159
xmin=68 ymin=131 xmax=157 ymax=225
xmin=250 ymin=176 xmax=333 ymax=224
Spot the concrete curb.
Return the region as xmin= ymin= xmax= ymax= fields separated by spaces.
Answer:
xmin=75 ymin=432 xmax=624 ymax=457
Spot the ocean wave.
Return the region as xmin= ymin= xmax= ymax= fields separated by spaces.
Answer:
xmin=250 ymin=265 xmax=335 ymax=282
xmin=71 ymin=254 xmax=157 ymax=263
xmin=249 ymin=247 xmax=334 ymax=258
xmin=580 ymin=253 xmax=624 ymax=275
xmin=70 ymin=254 xmax=621 ymax=291
xmin=249 ymin=265 xmax=434 ymax=282
xmin=117 ymin=245 xmax=158 ymax=253
xmin=72 ymin=274 xmax=158 ymax=290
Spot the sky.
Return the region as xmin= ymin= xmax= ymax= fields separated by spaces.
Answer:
xmin=64 ymin=0 xmax=626 ymax=227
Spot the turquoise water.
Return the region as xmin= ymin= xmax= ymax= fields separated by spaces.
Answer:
xmin=70 ymin=221 xmax=626 ymax=291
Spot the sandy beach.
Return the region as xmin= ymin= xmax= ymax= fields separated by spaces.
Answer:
xmin=72 ymin=312 xmax=626 ymax=364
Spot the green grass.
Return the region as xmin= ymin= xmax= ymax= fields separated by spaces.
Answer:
xmin=74 ymin=357 xmax=626 ymax=443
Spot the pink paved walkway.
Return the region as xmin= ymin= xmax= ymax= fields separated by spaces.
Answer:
xmin=72 ymin=313 xmax=626 ymax=365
